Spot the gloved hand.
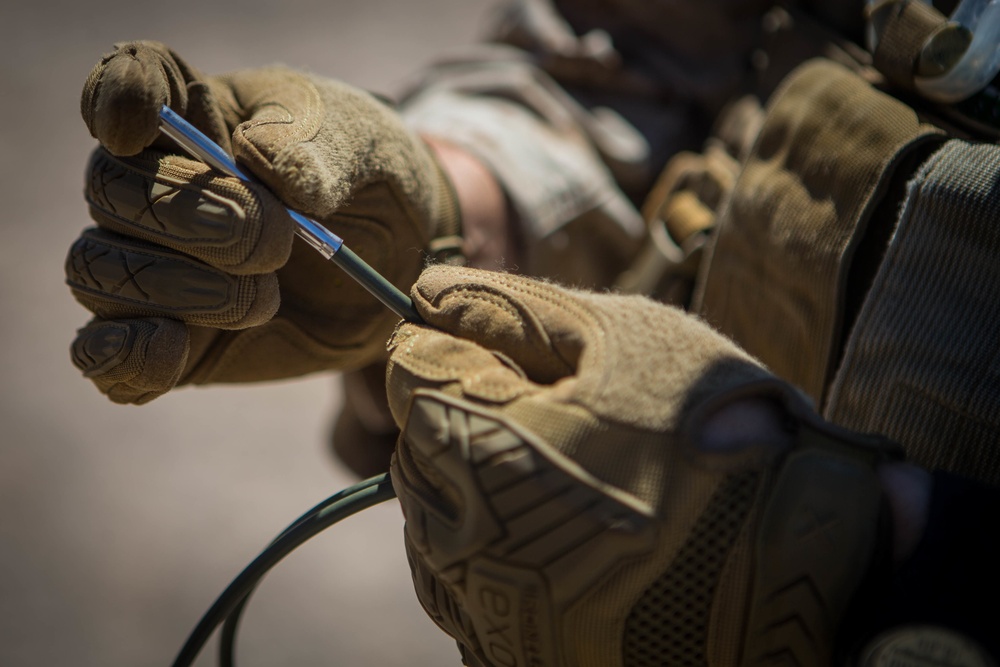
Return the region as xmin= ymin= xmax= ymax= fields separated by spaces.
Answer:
xmin=66 ymin=41 xmax=459 ymax=404
xmin=386 ymin=265 xmax=899 ymax=667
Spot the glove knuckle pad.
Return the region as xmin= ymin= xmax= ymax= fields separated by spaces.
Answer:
xmin=85 ymin=149 xmax=282 ymax=272
xmin=395 ymin=392 xmax=656 ymax=667
xmin=67 ymin=230 xmax=231 ymax=310
xmin=66 ymin=229 xmax=276 ymax=328
xmin=87 ymin=149 xmax=242 ymax=241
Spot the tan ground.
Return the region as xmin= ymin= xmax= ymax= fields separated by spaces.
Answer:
xmin=0 ymin=1 xmax=490 ymax=665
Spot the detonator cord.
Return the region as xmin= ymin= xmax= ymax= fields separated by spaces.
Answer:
xmin=170 ymin=473 xmax=397 ymax=667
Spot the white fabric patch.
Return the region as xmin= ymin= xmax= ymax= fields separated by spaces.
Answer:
xmin=403 ymin=90 xmax=644 ymax=242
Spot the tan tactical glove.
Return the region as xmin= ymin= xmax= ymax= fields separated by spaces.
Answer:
xmin=386 ymin=265 xmax=899 ymax=667
xmin=66 ymin=41 xmax=458 ymax=404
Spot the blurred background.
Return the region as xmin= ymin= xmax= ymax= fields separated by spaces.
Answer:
xmin=0 ymin=0 xmax=492 ymax=664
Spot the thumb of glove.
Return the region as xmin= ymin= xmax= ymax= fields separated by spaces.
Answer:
xmin=386 ymin=264 xmax=773 ymax=439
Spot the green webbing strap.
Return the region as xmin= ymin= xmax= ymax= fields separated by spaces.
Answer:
xmin=870 ymin=0 xmax=949 ymax=89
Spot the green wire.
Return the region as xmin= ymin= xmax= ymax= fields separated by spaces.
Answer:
xmin=170 ymin=474 xmax=397 ymax=667
xmin=217 ymin=474 xmax=393 ymax=667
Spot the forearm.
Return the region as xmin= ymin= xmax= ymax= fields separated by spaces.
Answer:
xmin=422 ymin=135 xmax=517 ymax=271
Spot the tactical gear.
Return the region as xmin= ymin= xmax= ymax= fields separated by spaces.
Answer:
xmin=695 ymin=58 xmax=946 ymax=403
xmin=687 ymin=55 xmax=1000 ymax=488
xmin=614 ymin=96 xmax=760 ymax=306
xmin=67 ymin=41 xmax=458 ymax=404
xmin=867 ymin=0 xmax=1000 ymax=105
xmin=826 ymin=138 xmax=1000 ymax=487
xmin=387 ymin=265 xmax=897 ymax=667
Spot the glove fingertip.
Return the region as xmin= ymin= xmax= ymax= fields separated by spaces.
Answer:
xmin=236 ymin=273 xmax=281 ymax=329
xmin=82 ymin=41 xmax=187 ymax=157
xmin=414 ymin=263 xmax=472 ymax=298
xmin=71 ymin=317 xmax=190 ymax=405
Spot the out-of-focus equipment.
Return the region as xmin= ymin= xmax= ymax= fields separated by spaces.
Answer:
xmin=867 ymin=0 xmax=1000 ymax=132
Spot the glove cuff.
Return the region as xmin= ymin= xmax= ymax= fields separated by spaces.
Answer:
xmin=682 ymin=380 xmax=903 ymax=667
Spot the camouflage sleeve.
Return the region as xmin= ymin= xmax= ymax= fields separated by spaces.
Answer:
xmin=397 ymin=44 xmax=649 ymax=285
xmin=397 ymin=0 xmax=775 ymax=286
